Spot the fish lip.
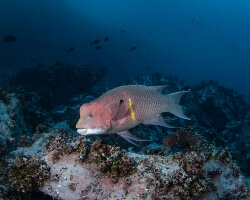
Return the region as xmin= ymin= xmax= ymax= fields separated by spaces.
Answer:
xmin=77 ymin=128 xmax=105 ymax=135
xmin=77 ymin=128 xmax=87 ymax=135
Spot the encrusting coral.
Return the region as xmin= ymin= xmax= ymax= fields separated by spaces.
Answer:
xmin=8 ymin=155 xmax=51 ymax=193
xmin=88 ymin=140 xmax=136 ymax=177
xmin=34 ymin=129 xmax=249 ymax=199
xmin=44 ymin=131 xmax=136 ymax=177
xmin=1 ymin=127 xmax=248 ymax=199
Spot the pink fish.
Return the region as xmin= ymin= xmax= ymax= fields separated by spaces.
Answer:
xmin=76 ymin=85 xmax=190 ymax=145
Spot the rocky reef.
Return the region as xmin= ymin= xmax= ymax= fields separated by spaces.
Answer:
xmin=0 ymin=88 xmax=38 ymax=151
xmin=1 ymin=129 xmax=248 ymax=199
xmin=10 ymin=62 xmax=106 ymax=107
xmin=0 ymin=72 xmax=249 ymax=199
xmin=8 ymin=156 xmax=51 ymax=193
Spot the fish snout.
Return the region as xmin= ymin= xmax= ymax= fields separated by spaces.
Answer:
xmin=76 ymin=118 xmax=84 ymax=129
xmin=76 ymin=118 xmax=88 ymax=135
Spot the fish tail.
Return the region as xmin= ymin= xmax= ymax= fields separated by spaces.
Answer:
xmin=164 ymin=90 xmax=190 ymax=120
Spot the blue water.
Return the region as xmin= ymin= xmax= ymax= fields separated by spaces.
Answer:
xmin=0 ymin=0 xmax=250 ymax=101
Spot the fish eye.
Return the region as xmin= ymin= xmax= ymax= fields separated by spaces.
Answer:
xmin=88 ymin=113 xmax=93 ymax=119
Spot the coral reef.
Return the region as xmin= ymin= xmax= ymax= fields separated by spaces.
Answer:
xmin=0 ymin=153 xmax=10 ymax=199
xmin=88 ymin=140 xmax=136 ymax=177
xmin=10 ymin=62 xmax=106 ymax=106
xmin=8 ymin=155 xmax=51 ymax=193
xmin=187 ymin=80 xmax=249 ymax=131
xmin=0 ymin=88 xmax=35 ymax=151
xmin=4 ymin=128 xmax=248 ymax=200
xmin=186 ymin=80 xmax=250 ymax=176
xmin=40 ymin=130 xmax=248 ymax=199
xmin=17 ymin=134 xmax=34 ymax=147
xmin=44 ymin=131 xmax=136 ymax=177
xmin=0 ymin=73 xmax=249 ymax=199
xmin=0 ymin=140 xmax=5 ymax=157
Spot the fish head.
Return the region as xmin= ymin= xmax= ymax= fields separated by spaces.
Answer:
xmin=76 ymin=101 xmax=111 ymax=135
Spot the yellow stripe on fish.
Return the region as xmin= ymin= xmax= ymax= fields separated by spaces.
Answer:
xmin=129 ymin=98 xmax=136 ymax=121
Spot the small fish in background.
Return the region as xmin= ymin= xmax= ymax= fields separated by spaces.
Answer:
xmin=67 ymin=47 xmax=75 ymax=52
xmin=130 ymin=46 xmax=137 ymax=50
xmin=95 ymin=45 xmax=103 ymax=50
xmin=104 ymin=37 xmax=109 ymax=42
xmin=120 ymin=29 xmax=126 ymax=33
xmin=163 ymin=127 xmax=200 ymax=148
xmin=191 ymin=16 xmax=200 ymax=25
xmin=90 ymin=39 xmax=100 ymax=45
xmin=2 ymin=35 xmax=16 ymax=43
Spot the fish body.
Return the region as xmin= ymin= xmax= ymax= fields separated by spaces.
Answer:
xmin=76 ymin=85 xmax=190 ymax=144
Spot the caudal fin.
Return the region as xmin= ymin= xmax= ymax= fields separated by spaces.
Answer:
xmin=164 ymin=90 xmax=190 ymax=120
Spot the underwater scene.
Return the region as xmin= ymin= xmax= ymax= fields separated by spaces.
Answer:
xmin=0 ymin=0 xmax=250 ymax=199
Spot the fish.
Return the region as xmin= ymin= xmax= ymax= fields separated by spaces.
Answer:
xmin=90 ymin=39 xmax=100 ymax=45
xmin=104 ymin=37 xmax=109 ymax=42
xmin=76 ymin=85 xmax=190 ymax=145
xmin=67 ymin=47 xmax=75 ymax=52
xmin=2 ymin=35 xmax=16 ymax=43
xmin=130 ymin=46 xmax=137 ymax=50
xmin=163 ymin=131 xmax=200 ymax=147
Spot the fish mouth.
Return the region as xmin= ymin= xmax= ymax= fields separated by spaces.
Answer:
xmin=77 ymin=128 xmax=105 ymax=135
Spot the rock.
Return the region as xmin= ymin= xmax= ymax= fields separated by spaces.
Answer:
xmin=6 ymin=129 xmax=248 ymax=200
xmin=10 ymin=63 xmax=106 ymax=107
xmin=226 ymin=120 xmax=242 ymax=132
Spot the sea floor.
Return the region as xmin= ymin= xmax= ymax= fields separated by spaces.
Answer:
xmin=0 ymin=65 xmax=249 ymax=199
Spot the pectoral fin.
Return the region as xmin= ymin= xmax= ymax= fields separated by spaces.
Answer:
xmin=144 ymin=115 xmax=176 ymax=128
xmin=117 ymin=130 xmax=151 ymax=146
xmin=120 ymin=136 xmax=139 ymax=146
xmin=112 ymin=99 xmax=130 ymax=121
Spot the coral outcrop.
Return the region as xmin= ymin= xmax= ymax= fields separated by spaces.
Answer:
xmin=10 ymin=62 xmax=106 ymax=106
xmin=0 ymin=73 xmax=249 ymax=199
xmin=0 ymin=88 xmax=36 ymax=151
xmin=8 ymin=156 xmax=51 ymax=193
xmin=4 ymin=128 xmax=248 ymax=200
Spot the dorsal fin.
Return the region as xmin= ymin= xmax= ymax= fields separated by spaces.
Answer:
xmin=148 ymin=85 xmax=167 ymax=94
